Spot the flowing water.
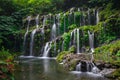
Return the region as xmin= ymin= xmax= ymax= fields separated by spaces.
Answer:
xmin=30 ymin=29 xmax=37 ymax=56
xmin=15 ymin=57 xmax=109 ymax=80
xmin=36 ymin=14 xmax=39 ymax=29
xmin=64 ymin=13 xmax=66 ymax=32
xmin=88 ymin=8 xmax=90 ymax=25
xmin=77 ymin=29 xmax=80 ymax=53
xmin=88 ymin=31 xmax=94 ymax=53
xmin=42 ymin=42 xmax=51 ymax=57
xmin=23 ymin=16 xmax=31 ymax=54
xmin=96 ymin=9 xmax=99 ymax=24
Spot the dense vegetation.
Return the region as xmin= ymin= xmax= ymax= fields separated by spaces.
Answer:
xmin=0 ymin=0 xmax=120 ymax=80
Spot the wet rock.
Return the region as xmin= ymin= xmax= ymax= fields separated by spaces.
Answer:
xmin=100 ymin=68 xmax=116 ymax=77
xmin=92 ymin=67 xmax=100 ymax=74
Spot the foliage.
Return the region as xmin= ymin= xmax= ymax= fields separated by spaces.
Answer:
xmin=0 ymin=0 xmax=17 ymax=16
xmin=56 ymin=51 xmax=70 ymax=62
xmin=63 ymin=0 xmax=89 ymax=10
xmin=105 ymin=15 xmax=120 ymax=37
xmin=0 ymin=61 xmax=14 ymax=80
xmin=94 ymin=40 xmax=120 ymax=63
xmin=62 ymin=33 xmax=70 ymax=51
xmin=89 ymin=0 xmax=110 ymax=7
xmin=69 ymin=46 xmax=76 ymax=53
xmin=0 ymin=16 xmax=20 ymax=50
xmin=0 ymin=47 xmax=13 ymax=60
xmin=79 ymin=19 xmax=118 ymax=47
xmin=68 ymin=24 xmax=77 ymax=30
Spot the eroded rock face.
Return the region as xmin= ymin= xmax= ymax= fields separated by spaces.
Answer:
xmin=60 ymin=53 xmax=119 ymax=79
xmin=62 ymin=53 xmax=94 ymax=71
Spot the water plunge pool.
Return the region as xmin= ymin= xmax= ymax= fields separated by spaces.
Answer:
xmin=15 ymin=57 xmax=109 ymax=80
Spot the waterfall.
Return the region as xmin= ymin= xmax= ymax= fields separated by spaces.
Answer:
xmin=78 ymin=8 xmax=81 ymax=26
xmin=96 ymin=9 xmax=99 ymax=24
xmin=75 ymin=61 xmax=99 ymax=73
xmin=57 ymin=14 xmax=60 ymax=36
xmin=43 ymin=42 xmax=51 ymax=57
xmin=76 ymin=62 xmax=81 ymax=71
xmin=91 ymin=63 xmax=100 ymax=74
xmin=78 ymin=8 xmax=80 ymax=12
xmin=70 ymin=28 xmax=81 ymax=54
xmin=30 ymin=29 xmax=37 ymax=56
xmin=88 ymin=31 xmax=94 ymax=53
xmin=70 ymin=30 xmax=74 ymax=46
xmin=26 ymin=16 xmax=31 ymax=32
xmin=42 ymin=15 xmax=57 ymax=57
xmin=52 ymin=20 xmax=57 ymax=53
xmin=64 ymin=13 xmax=66 ymax=32
xmin=29 ymin=15 xmax=39 ymax=56
xmin=77 ymin=29 xmax=80 ymax=53
xmin=36 ymin=14 xmax=39 ymax=29
xmin=51 ymin=23 xmax=56 ymax=40
xmin=88 ymin=8 xmax=90 ymax=25
xmin=74 ymin=12 xmax=76 ymax=24
xmin=23 ymin=16 xmax=31 ymax=54
xmin=93 ymin=9 xmax=96 ymax=25
xmin=62 ymin=40 xmax=64 ymax=51
xmin=73 ymin=29 xmax=76 ymax=45
xmin=43 ymin=16 xmax=47 ymax=28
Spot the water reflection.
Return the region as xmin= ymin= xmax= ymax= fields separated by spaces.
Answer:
xmin=15 ymin=58 xmax=109 ymax=80
xmin=43 ymin=59 xmax=49 ymax=73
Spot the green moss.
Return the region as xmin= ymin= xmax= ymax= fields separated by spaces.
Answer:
xmin=68 ymin=24 xmax=77 ymax=30
xmin=69 ymin=46 xmax=76 ymax=53
xmin=56 ymin=51 xmax=70 ymax=62
xmin=62 ymin=33 xmax=71 ymax=51
xmin=69 ymin=59 xmax=77 ymax=71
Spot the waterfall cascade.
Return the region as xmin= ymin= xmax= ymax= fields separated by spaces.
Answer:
xmin=21 ymin=8 xmax=104 ymax=78
xmin=36 ymin=15 xmax=39 ymax=29
xmin=23 ymin=16 xmax=31 ymax=54
xmin=96 ymin=9 xmax=99 ymax=24
xmin=23 ymin=8 xmax=100 ymax=58
xmin=29 ymin=15 xmax=40 ymax=56
xmin=51 ymin=23 xmax=57 ymax=40
xmin=70 ymin=28 xmax=80 ymax=54
xmin=43 ymin=42 xmax=52 ymax=57
xmin=88 ymin=8 xmax=90 ymax=25
xmin=76 ymin=61 xmax=100 ymax=73
xmin=43 ymin=16 xmax=47 ymax=27
xmin=42 ymin=16 xmax=57 ymax=57
xmin=88 ymin=31 xmax=94 ymax=53
xmin=57 ymin=14 xmax=60 ymax=36
xmin=62 ymin=40 xmax=64 ymax=51
xmin=76 ymin=62 xmax=81 ymax=71
xmin=30 ymin=29 xmax=37 ymax=56
xmin=77 ymin=29 xmax=80 ymax=53
xmin=64 ymin=13 xmax=66 ymax=32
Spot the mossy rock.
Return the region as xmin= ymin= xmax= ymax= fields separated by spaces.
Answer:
xmin=56 ymin=51 xmax=71 ymax=62
xmin=69 ymin=45 xmax=76 ymax=53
